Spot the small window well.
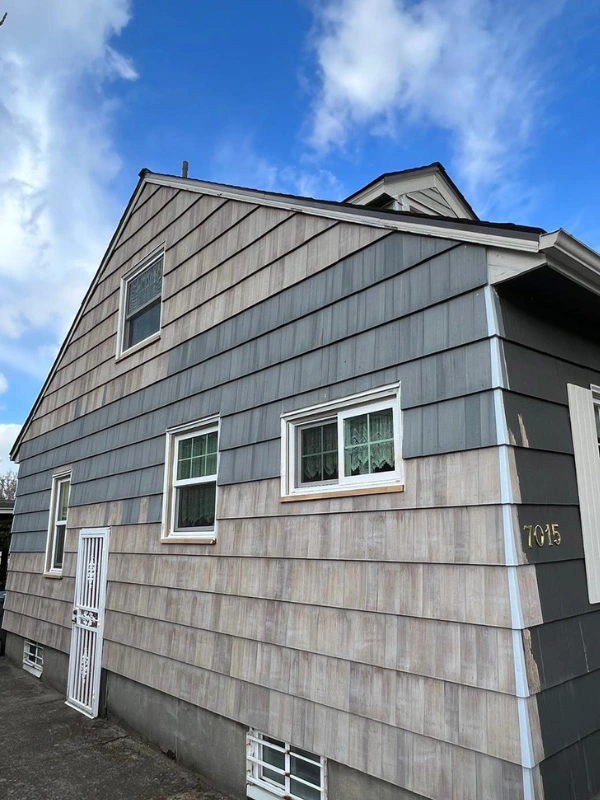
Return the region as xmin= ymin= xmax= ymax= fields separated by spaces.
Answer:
xmin=23 ymin=640 xmax=44 ymax=677
xmin=247 ymin=730 xmax=327 ymax=800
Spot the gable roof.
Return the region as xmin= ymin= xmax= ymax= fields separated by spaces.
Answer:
xmin=344 ymin=162 xmax=479 ymax=221
xmin=10 ymin=167 xmax=600 ymax=461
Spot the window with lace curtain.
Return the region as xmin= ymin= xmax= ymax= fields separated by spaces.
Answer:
xmin=162 ymin=416 xmax=220 ymax=542
xmin=280 ymin=383 xmax=403 ymax=498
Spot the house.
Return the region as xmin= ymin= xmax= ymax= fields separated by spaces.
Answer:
xmin=0 ymin=498 xmax=14 ymax=590
xmin=4 ymin=162 xmax=600 ymax=800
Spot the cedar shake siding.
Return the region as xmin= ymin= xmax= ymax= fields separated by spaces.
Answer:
xmin=6 ymin=167 xmax=600 ymax=799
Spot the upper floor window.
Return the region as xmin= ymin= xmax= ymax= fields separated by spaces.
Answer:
xmin=281 ymin=383 xmax=403 ymax=498
xmin=45 ymin=472 xmax=71 ymax=575
xmin=119 ymin=253 xmax=164 ymax=355
xmin=247 ymin=730 xmax=327 ymax=800
xmin=595 ymin=401 xmax=600 ymax=455
xmin=162 ymin=417 xmax=220 ymax=542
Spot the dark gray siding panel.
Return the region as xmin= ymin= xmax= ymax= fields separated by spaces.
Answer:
xmin=502 ymin=341 xmax=600 ymax=406
xmin=504 ymin=393 xmax=573 ymax=454
xmin=540 ymin=731 xmax=600 ymax=800
xmin=513 ymin=449 xmax=579 ymax=506
xmin=16 ymin=289 xmax=491 ymax=501
xmin=498 ymin=285 xmax=600 ymax=799
xmin=535 ymin=560 xmax=596 ymax=624
xmin=530 ymin=612 xmax=600 ymax=692
xmin=536 ymin=670 xmax=600 ymax=759
xmin=402 ymin=391 xmax=496 ymax=458
xmin=9 ymin=530 xmax=47 ymax=553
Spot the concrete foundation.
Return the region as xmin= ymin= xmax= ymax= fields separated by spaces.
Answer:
xmin=5 ymin=633 xmax=429 ymax=799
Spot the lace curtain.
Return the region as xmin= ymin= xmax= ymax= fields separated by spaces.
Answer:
xmin=344 ymin=409 xmax=394 ymax=476
xmin=301 ymin=422 xmax=338 ymax=483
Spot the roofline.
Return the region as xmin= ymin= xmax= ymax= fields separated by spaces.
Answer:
xmin=10 ymin=173 xmax=147 ymax=463
xmin=11 ymin=171 xmax=600 ymax=460
xmin=143 ymin=171 xmax=543 ymax=242
xmin=344 ymin=162 xmax=479 ymax=221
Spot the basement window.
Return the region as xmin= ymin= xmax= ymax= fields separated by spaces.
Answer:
xmin=23 ymin=640 xmax=44 ymax=677
xmin=280 ymin=383 xmax=403 ymax=498
xmin=118 ymin=252 xmax=164 ymax=356
xmin=247 ymin=730 xmax=327 ymax=800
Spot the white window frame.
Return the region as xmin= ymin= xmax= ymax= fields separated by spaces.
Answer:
xmin=280 ymin=382 xmax=403 ymax=498
xmin=23 ymin=640 xmax=44 ymax=677
xmin=116 ymin=248 xmax=164 ymax=359
xmin=44 ymin=471 xmax=71 ymax=577
xmin=161 ymin=416 xmax=220 ymax=543
xmin=246 ymin=730 xmax=327 ymax=800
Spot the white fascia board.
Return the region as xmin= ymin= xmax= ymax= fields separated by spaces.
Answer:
xmin=145 ymin=174 xmax=539 ymax=252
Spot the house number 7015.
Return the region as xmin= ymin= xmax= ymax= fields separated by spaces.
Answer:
xmin=523 ymin=524 xmax=562 ymax=548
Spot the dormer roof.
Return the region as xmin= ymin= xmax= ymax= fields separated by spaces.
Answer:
xmin=345 ymin=162 xmax=478 ymax=221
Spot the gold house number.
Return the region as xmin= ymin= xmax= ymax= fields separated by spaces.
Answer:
xmin=523 ymin=524 xmax=562 ymax=549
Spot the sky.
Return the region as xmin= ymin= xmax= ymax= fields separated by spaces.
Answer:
xmin=0 ymin=0 xmax=599 ymax=469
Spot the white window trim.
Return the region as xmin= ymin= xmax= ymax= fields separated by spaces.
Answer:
xmin=23 ymin=640 xmax=44 ymax=677
xmin=280 ymin=382 xmax=403 ymax=498
xmin=161 ymin=416 xmax=220 ymax=543
xmin=116 ymin=247 xmax=165 ymax=359
xmin=246 ymin=730 xmax=327 ymax=800
xmin=44 ymin=470 xmax=71 ymax=577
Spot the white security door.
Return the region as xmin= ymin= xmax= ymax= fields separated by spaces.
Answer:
xmin=66 ymin=527 xmax=110 ymax=718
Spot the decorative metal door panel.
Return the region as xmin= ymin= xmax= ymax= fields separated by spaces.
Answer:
xmin=66 ymin=527 xmax=110 ymax=718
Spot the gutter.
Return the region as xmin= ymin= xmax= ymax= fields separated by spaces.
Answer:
xmin=539 ymin=229 xmax=600 ymax=295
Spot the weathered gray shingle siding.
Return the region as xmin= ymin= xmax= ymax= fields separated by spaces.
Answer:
xmin=11 ymin=231 xmax=493 ymax=553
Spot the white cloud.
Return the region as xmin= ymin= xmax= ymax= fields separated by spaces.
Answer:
xmin=307 ymin=0 xmax=563 ymax=213
xmin=0 ymin=374 xmax=8 ymax=395
xmin=211 ymin=138 xmax=344 ymax=200
xmin=0 ymin=424 xmax=21 ymax=471
xmin=0 ymin=0 xmax=136 ymax=372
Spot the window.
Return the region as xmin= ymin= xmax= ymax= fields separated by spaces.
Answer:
xmin=119 ymin=252 xmax=163 ymax=355
xmin=162 ymin=417 xmax=220 ymax=541
xmin=247 ymin=731 xmax=326 ymax=800
xmin=23 ymin=640 xmax=43 ymax=677
xmin=594 ymin=400 xmax=600 ymax=455
xmin=44 ymin=472 xmax=71 ymax=575
xmin=281 ymin=383 xmax=403 ymax=498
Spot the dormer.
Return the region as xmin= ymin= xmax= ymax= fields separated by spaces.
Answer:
xmin=346 ymin=162 xmax=478 ymax=221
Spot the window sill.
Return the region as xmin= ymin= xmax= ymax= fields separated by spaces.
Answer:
xmin=280 ymin=484 xmax=405 ymax=502
xmin=161 ymin=535 xmax=217 ymax=545
xmin=43 ymin=572 xmax=63 ymax=580
xmin=116 ymin=330 xmax=161 ymax=362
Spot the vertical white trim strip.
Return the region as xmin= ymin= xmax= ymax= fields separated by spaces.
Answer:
xmin=484 ymin=285 xmax=537 ymax=796
xmin=567 ymin=384 xmax=600 ymax=604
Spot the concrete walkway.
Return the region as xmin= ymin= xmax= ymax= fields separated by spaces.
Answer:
xmin=0 ymin=657 xmax=235 ymax=800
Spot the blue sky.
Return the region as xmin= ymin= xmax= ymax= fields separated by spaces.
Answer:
xmin=0 ymin=0 xmax=599 ymax=467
